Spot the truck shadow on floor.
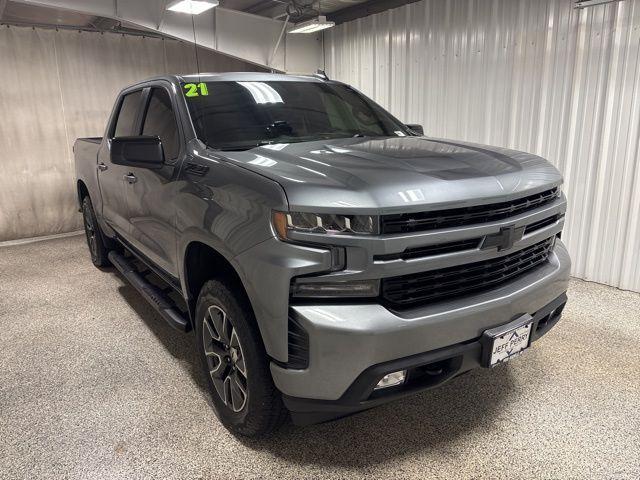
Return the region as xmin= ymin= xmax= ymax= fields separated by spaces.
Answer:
xmin=243 ymin=367 xmax=516 ymax=468
xmin=114 ymin=271 xmax=516 ymax=468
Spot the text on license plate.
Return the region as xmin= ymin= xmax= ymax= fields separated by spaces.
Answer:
xmin=489 ymin=322 xmax=532 ymax=366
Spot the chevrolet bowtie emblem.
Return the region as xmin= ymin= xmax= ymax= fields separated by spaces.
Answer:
xmin=481 ymin=225 xmax=525 ymax=251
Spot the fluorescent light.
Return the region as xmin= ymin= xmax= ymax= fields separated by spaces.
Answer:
xmin=289 ymin=15 xmax=335 ymax=34
xmin=574 ymin=0 xmax=622 ymax=8
xmin=167 ymin=0 xmax=218 ymax=15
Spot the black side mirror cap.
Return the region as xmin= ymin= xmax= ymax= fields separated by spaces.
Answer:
xmin=405 ymin=124 xmax=424 ymax=136
xmin=111 ymin=136 xmax=165 ymax=169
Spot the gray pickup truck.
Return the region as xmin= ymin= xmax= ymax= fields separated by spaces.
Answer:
xmin=75 ymin=72 xmax=570 ymax=437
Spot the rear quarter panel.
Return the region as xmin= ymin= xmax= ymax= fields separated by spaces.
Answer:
xmin=74 ymin=138 xmax=102 ymax=211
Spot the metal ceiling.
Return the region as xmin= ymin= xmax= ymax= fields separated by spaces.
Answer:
xmin=0 ymin=0 xmax=404 ymax=29
xmin=1 ymin=1 xmax=96 ymax=26
xmin=220 ymin=0 xmax=371 ymax=20
xmin=0 ymin=0 xmax=154 ymax=34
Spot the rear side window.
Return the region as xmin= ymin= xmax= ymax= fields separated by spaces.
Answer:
xmin=142 ymin=88 xmax=180 ymax=161
xmin=113 ymin=90 xmax=142 ymax=137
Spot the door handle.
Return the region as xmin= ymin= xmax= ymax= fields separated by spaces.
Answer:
xmin=98 ymin=163 xmax=108 ymax=172
xmin=124 ymin=173 xmax=137 ymax=184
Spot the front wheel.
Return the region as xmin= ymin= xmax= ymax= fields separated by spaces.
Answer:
xmin=195 ymin=279 xmax=287 ymax=437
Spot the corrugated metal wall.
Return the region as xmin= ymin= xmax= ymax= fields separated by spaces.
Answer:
xmin=0 ymin=27 xmax=264 ymax=242
xmin=326 ymin=0 xmax=640 ymax=292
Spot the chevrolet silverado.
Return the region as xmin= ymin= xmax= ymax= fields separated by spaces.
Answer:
xmin=74 ymin=72 xmax=570 ymax=437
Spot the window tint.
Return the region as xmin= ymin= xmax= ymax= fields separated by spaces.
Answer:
xmin=181 ymin=81 xmax=407 ymax=150
xmin=322 ymin=90 xmax=386 ymax=134
xmin=142 ymin=88 xmax=180 ymax=161
xmin=113 ymin=90 xmax=142 ymax=137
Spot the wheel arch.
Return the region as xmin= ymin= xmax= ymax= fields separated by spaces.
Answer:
xmin=77 ymin=179 xmax=90 ymax=209
xmin=182 ymin=241 xmax=261 ymax=338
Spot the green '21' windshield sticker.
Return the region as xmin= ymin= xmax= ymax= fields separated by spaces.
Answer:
xmin=183 ymin=82 xmax=209 ymax=97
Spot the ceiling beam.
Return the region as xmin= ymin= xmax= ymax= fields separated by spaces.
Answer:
xmin=8 ymin=0 xmax=323 ymax=71
xmin=245 ymin=0 xmax=277 ymax=13
xmin=327 ymin=0 xmax=421 ymax=25
xmin=156 ymin=0 xmax=168 ymax=29
xmin=245 ymin=0 xmax=287 ymax=18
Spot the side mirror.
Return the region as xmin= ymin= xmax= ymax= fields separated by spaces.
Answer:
xmin=111 ymin=136 xmax=164 ymax=169
xmin=405 ymin=124 xmax=424 ymax=136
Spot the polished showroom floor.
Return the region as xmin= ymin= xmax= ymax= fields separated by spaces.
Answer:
xmin=1 ymin=234 xmax=638 ymax=479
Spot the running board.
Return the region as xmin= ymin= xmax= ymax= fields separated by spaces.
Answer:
xmin=108 ymin=251 xmax=191 ymax=332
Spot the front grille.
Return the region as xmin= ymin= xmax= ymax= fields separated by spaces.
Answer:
xmin=381 ymin=187 xmax=559 ymax=234
xmin=524 ymin=214 xmax=563 ymax=234
xmin=381 ymin=237 xmax=555 ymax=309
xmin=374 ymin=238 xmax=481 ymax=262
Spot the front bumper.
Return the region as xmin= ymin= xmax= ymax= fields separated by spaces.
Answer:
xmin=270 ymin=242 xmax=571 ymax=406
xmin=283 ymin=292 xmax=567 ymax=426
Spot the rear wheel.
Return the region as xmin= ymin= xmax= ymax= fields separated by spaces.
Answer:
xmin=81 ymin=196 xmax=110 ymax=267
xmin=195 ymin=279 xmax=288 ymax=437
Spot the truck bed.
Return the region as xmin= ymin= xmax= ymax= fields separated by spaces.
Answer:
xmin=77 ymin=137 xmax=102 ymax=145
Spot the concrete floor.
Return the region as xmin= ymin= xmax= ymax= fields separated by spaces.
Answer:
xmin=0 ymin=234 xmax=638 ymax=480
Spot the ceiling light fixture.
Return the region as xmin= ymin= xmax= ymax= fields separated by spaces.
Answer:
xmin=289 ymin=15 xmax=335 ymax=34
xmin=167 ymin=0 xmax=219 ymax=15
xmin=574 ymin=0 xmax=623 ymax=8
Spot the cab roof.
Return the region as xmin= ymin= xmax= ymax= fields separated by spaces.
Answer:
xmin=133 ymin=72 xmax=331 ymax=86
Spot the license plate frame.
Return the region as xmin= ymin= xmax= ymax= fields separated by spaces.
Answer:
xmin=481 ymin=314 xmax=533 ymax=367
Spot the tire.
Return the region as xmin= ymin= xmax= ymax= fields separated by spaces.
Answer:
xmin=195 ymin=279 xmax=288 ymax=437
xmin=81 ymin=196 xmax=110 ymax=267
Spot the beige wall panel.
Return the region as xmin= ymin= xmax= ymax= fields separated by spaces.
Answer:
xmin=0 ymin=27 xmax=71 ymax=241
xmin=55 ymin=31 xmax=166 ymax=145
xmin=0 ymin=27 xmax=265 ymax=242
xmin=163 ymin=40 xmax=198 ymax=74
xmin=196 ymin=46 xmax=267 ymax=73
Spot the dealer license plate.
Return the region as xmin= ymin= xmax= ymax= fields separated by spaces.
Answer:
xmin=486 ymin=320 xmax=532 ymax=367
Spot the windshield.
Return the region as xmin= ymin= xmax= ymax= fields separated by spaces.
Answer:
xmin=181 ymin=80 xmax=410 ymax=150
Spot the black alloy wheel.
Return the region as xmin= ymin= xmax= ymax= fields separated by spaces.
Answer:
xmin=202 ymin=304 xmax=248 ymax=413
xmin=195 ymin=279 xmax=288 ymax=437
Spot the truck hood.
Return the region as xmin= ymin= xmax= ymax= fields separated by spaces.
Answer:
xmin=214 ymin=136 xmax=562 ymax=214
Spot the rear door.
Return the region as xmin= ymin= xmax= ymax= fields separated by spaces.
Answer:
xmin=98 ymin=89 xmax=144 ymax=239
xmin=124 ymin=85 xmax=184 ymax=278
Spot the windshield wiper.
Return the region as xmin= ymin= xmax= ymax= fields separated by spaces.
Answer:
xmin=214 ymin=132 xmax=375 ymax=151
xmin=215 ymin=140 xmax=275 ymax=151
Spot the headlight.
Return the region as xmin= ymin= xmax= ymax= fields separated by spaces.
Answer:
xmin=272 ymin=211 xmax=379 ymax=239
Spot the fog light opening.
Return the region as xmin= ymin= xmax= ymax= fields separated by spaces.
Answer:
xmin=374 ymin=370 xmax=406 ymax=390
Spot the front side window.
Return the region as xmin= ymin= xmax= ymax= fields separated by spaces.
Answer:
xmin=113 ymin=90 xmax=142 ymax=137
xmin=181 ymin=80 xmax=408 ymax=150
xmin=142 ymin=88 xmax=180 ymax=161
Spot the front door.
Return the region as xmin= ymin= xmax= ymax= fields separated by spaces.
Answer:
xmin=124 ymin=86 xmax=183 ymax=278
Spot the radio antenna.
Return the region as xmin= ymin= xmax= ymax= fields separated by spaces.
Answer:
xmin=191 ymin=13 xmax=201 ymax=80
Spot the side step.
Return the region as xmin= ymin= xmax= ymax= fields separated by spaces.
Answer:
xmin=108 ymin=250 xmax=191 ymax=332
